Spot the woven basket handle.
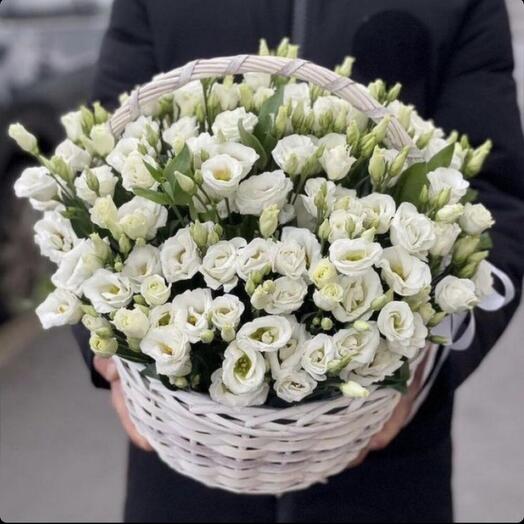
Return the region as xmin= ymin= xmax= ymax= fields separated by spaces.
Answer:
xmin=109 ymin=54 xmax=415 ymax=152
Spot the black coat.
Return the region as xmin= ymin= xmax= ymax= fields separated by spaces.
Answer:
xmin=78 ymin=0 xmax=524 ymax=521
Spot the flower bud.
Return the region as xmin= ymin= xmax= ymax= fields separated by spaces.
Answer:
xmin=368 ymin=146 xmax=386 ymax=187
xmin=335 ymin=56 xmax=355 ymax=78
xmin=259 ymin=204 xmax=280 ymax=238
xmin=89 ymin=334 xmax=118 ymax=358
xmin=200 ymin=329 xmax=215 ymax=344
xmin=9 ymin=123 xmax=39 ymax=154
xmin=368 ymin=79 xmax=386 ymax=102
xmin=320 ymin=317 xmax=334 ymax=331
xmin=435 ymin=203 xmax=464 ymax=223
xmin=386 ymin=82 xmax=402 ymax=103
xmin=429 ymin=335 xmax=449 ymax=346
xmin=457 ymin=261 xmax=479 ymax=279
xmin=427 ymin=311 xmax=446 ymax=328
xmin=118 ymin=234 xmax=132 ymax=256
xmin=238 ymin=84 xmax=254 ymax=112
xmin=221 ymin=326 xmax=236 ymax=343
xmin=318 ymin=219 xmax=331 ymax=241
xmin=258 ymin=38 xmax=270 ymax=56
xmin=389 ymin=146 xmax=409 ymax=179
xmin=170 ymin=376 xmax=189 ymax=388
xmin=340 ymin=381 xmax=369 ymax=398
xmin=190 ymin=221 xmax=209 ymax=249
xmin=464 ymin=139 xmax=492 ymax=178
xmin=453 ymin=236 xmax=480 ymax=265
xmin=174 ymin=170 xmax=195 ymax=193
xmin=416 ymin=130 xmax=434 ymax=149
xmin=353 ymin=320 xmax=370 ymax=332
xmin=372 ymin=115 xmax=391 ymax=143
xmin=418 ymin=302 xmax=435 ymax=324
xmin=346 ymin=120 xmax=360 ymax=150
xmin=93 ymin=102 xmax=109 ymax=124
xmin=275 ymin=105 xmax=289 ymax=138
xmin=90 ymin=124 xmax=115 ymax=157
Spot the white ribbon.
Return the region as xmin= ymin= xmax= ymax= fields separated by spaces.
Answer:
xmin=432 ymin=262 xmax=515 ymax=351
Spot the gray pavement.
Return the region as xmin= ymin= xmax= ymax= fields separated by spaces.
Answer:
xmin=0 ymin=298 xmax=523 ymax=522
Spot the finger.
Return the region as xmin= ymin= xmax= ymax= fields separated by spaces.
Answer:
xmin=348 ymin=447 xmax=369 ymax=468
xmin=111 ymin=382 xmax=153 ymax=452
xmin=94 ymin=356 xmax=119 ymax=383
xmin=368 ymin=398 xmax=410 ymax=450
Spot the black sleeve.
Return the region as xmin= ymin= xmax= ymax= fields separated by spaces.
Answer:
xmin=431 ymin=0 xmax=524 ymax=389
xmin=91 ymin=0 xmax=159 ymax=108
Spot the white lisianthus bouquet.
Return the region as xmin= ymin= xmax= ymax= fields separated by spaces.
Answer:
xmin=11 ymin=40 xmax=495 ymax=408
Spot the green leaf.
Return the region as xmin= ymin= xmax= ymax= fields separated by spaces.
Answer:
xmin=238 ymin=120 xmax=268 ymax=169
xmin=427 ymin=142 xmax=455 ymax=172
xmin=478 ymin=232 xmax=493 ymax=250
xmin=393 ymin=161 xmax=428 ymax=205
xmin=257 ymin=85 xmax=284 ymax=123
xmin=133 ymin=187 xmax=172 ymax=205
xmin=143 ymin=160 xmax=164 ymax=183
xmin=165 ymin=143 xmax=191 ymax=177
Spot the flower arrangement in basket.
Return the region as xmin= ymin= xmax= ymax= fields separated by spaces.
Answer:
xmin=10 ymin=40 xmax=497 ymax=494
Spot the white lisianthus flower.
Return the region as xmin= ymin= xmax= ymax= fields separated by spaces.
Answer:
xmin=140 ymin=275 xmax=171 ymax=306
xmin=329 ymin=238 xmax=383 ymax=276
xmin=106 ymin=137 xmax=141 ymax=173
xmin=333 ymin=269 xmax=383 ymax=322
xmin=387 ymin=312 xmax=428 ymax=358
xmin=301 ymin=177 xmax=337 ymax=217
xmin=243 ymin=72 xmax=271 ymax=90
xmin=277 ymin=316 xmax=309 ymax=367
xmin=459 ymin=203 xmax=494 ymax=235
xmin=272 ymin=134 xmax=317 ymax=175
xmin=186 ymin=132 xmax=218 ymax=167
xmin=173 ymin=80 xmax=205 ymax=117
xmin=113 ymin=306 xmax=150 ymax=339
xmin=8 ymin=123 xmax=38 ymax=153
xmin=334 ymin=323 xmax=381 ymax=377
xmin=209 ymin=369 xmax=269 ymax=407
xmin=309 ymin=258 xmax=338 ymax=288
xmin=121 ymin=244 xmax=161 ymax=291
xmin=51 ymin=238 xmax=106 ymax=294
xmin=117 ymin=196 xmax=167 ymax=240
xmin=328 ymin=209 xmax=365 ymax=242
xmin=427 ymin=167 xmax=469 ymax=204
xmin=209 ymin=294 xmax=245 ymax=330
xmin=140 ymin=325 xmax=191 ymax=377
xmin=377 ymin=246 xmax=432 ymax=296
xmin=435 ymin=275 xmax=479 ymax=313
xmin=60 ymin=111 xmax=84 ymax=142
xmin=55 ymin=139 xmax=91 ymax=172
xmin=90 ymin=124 xmax=115 ymax=157
xmin=274 ymin=370 xmax=317 ymax=403
xmin=235 ymin=170 xmax=293 ymax=215
xmin=90 ymin=195 xmax=119 ymax=232
xmin=348 ymin=339 xmax=404 ymax=386
xmin=83 ymin=269 xmax=133 ymax=314
xmin=360 ymin=193 xmax=397 ymax=234
xmin=211 ymin=107 xmax=258 ymax=142
xmin=201 ymin=238 xmax=246 ymax=291
xmin=173 ymin=288 xmax=212 ymax=343
xmin=201 ymin=154 xmax=244 ymax=198
xmin=236 ymin=238 xmax=276 ymax=280
xmin=121 ymin=151 xmax=158 ymax=191
xmin=283 ymin=82 xmax=311 ymax=108
xmin=430 ymin=222 xmax=461 ymax=257
xmin=149 ymin=302 xmax=177 ymax=328
xmin=74 ymin=166 xmax=118 ymax=205
xmin=160 ymin=228 xmax=201 ymax=283
xmin=162 ymin=116 xmax=199 ymax=148
xmin=313 ymin=97 xmax=348 ymax=127
xmin=123 ymin=115 xmax=159 ymax=140
xmin=14 ymin=167 xmax=58 ymax=202
xmin=281 ymin=227 xmax=322 ymax=271
xmin=313 ymin=281 xmax=344 ymax=311
xmin=34 ymin=211 xmax=78 ymax=264
xmin=317 ymin=134 xmax=356 ymax=181
xmin=222 ymin=342 xmax=266 ymax=395
xmin=212 ymin=142 xmax=259 ymax=178
xmin=36 ymin=289 xmax=83 ymax=329
xmin=211 ymin=81 xmax=240 ymax=111
xmin=237 ymin=315 xmax=292 ymax=353
xmin=301 ymin=334 xmax=336 ymax=381
xmin=273 ymin=240 xmax=307 ymax=279
xmin=472 ymin=260 xmax=494 ymax=300
xmin=377 ymin=301 xmax=415 ymax=344
xmin=264 ymin=276 xmax=308 ymax=314
xmin=390 ymin=202 xmax=436 ymax=257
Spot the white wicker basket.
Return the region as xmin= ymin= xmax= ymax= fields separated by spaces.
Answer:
xmin=115 ymin=353 xmax=425 ymax=495
xmin=109 ymin=55 xmax=426 ymax=495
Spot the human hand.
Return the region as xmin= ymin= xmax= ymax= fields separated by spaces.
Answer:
xmin=349 ymin=354 xmax=428 ymax=467
xmin=93 ymin=356 xmax=153 ymax=452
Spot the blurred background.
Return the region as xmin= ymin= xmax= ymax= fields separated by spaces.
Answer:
xmin=0 ymin=0 xmax=523 ymax=521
